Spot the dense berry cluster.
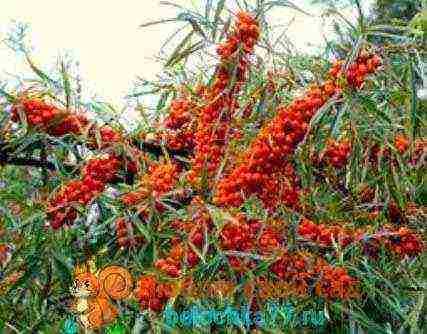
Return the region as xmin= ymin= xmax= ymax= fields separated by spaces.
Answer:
xmin=87 ymin=125 xmax=122 ymax=149
xmin=161 ymin=98 xmax=196 ymax=151
xmin=219 ymin=216 xmax=283 ymax=255
xmin=11 ymin=97 xmax=89 ymax=136
xmin=366 ymin=226 xmax=424 ymax=258
xmin=329 ymin=53 xmax=382 ymax=88
xmin=322 ymin=138 xmax=352 ymax=169
xmin=298 ymin=219 xmax=359 ymax=248
xmin=48 ymin=155 xmax=120 ymax=229
xmin=120 ymin=162 xmax=179 ymax=211
xmin=134 ymin=275 xmax=174 ymax=311
xmin=271 ymin=252 xmax=359 ymax=300
xmin=11 ymin=98 xmax=61 ymax=127
xmin=148 ymin=162 xmax=179 ymax=197
xmin=215 ymin=53 xmax=382 ymax=209
xmin=187 ymin=12 xmax=260 ymax=186
xmin=313 ymin=259 xmax=359 ymax=300
xmin=298 ymin=219 xmax=424 ymax=258
xmin=164 ymin=98 xmax=193 ymax=130
xmin=214 ymin=80 xmax=335 ymax=208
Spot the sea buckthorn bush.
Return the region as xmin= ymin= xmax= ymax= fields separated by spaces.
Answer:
xmin=0 ymin=1 xmax=425 ymax=333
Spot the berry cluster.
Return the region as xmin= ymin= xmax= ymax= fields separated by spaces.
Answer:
xmin=214 ymin=80 xmax=334 ymax=208
xmin=271 ymin=252 xmax=358 ymax=300
xmin=367 ymin=226 xmax=424 ymax=258
xmin=164 ymin=98 xmax=193 ymax=130
xmin=87 ymin=125 xmax=122 ymax=149
xmin=155 ymin=243 xmax=184 ymax=278
xmin=217 ymin=12 xmax=260 ymax=59
xmin=298 ymin=219 xmax=424 ymax=258
xmin=187 ymin=12 xmax=260 ymax=186
xmin=394 ymin=134 xmax=410 ymax=154
xmin=115 ymin=217 xmax=144 ymax=249
xmin=11 ymin=97 xmax=91 ymax=136
xmin=149 ymin=162 xmax=179 ymax=197
xmin=215 ymin=53 xmax=382 ymax=209
xmin=11 ymin=98 xmax=61 ymax=127
xmin=322 ymin=138 xmax=352 ymax=169
xmin=219 ymin=216 xmax=283 ymax=253
xmin=155 ymin=199 xmax=214 ymax=277
xmin=120 ymin=162 xmax=178 ymax=209
xmin=313 ymin=259 xmax=359 ymax=300
xmin=134 ymin=275 xmax=174 ymax=311
xmin=329 ymin=53 xmax=382 ymax=88
xmin=10 ymin=97 xmax=127 ymax=149
xmin=298 ymin=218 xmax=359 ymax=248
xmin=48 ymin=155 xmax=120 ymax=229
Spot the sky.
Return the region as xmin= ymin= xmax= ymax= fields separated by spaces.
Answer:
xmin=0 ymin=0 xmax=370 ymax=110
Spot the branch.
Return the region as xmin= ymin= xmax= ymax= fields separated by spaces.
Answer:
xmin=4 ymin=157 xmax=56 ymax=170
xmin=132 ymin=139 xmax=192 ymax=158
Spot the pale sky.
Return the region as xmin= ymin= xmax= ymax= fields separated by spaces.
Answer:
xmin=0 ymin=0 xmax=368 ymax=110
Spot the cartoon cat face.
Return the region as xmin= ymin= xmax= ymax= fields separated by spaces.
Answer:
xmin=70 ymin=272 xmax=99 ymax=298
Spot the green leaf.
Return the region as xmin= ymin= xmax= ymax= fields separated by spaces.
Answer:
xmin=358 ymin=94 xmax=392 ymax=124
xmin=0 ymin=86 xmax=16 ymax=103
xmin=166 ymin=40 xmax=204 ymax=68
xmin=262 ymin=0 xmax=311 ymax=17
xmin=60 ymin=60 xmax=72 ymax=109
xmin=53 ymin=255 xmax=73 ymax=287
xmin=24 ymin=52 xmax=57 ymax=87
xmin=139 ymin=18 xmax=178 ymax=28
xmin=165 ymin=30 xmax=195 ymax=67
xmin=409 ymin=56 xmax=420 ymax=140
xmin=212 ymin=0 xmax=226 ymax=40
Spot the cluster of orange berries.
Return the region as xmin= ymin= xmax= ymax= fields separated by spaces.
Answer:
xmin=270 ymin=252 xmax=358 ymax=300
xmin=214 ymin=80 xmax=334 ymax=208
xmin=187 ymin=12 xmax=260 ymax=186
xmin=164 ymin=98 xmax=192 ymax=130
xmin=155 ymin=199 xmax=213 ymax=277
xmin=298 ymin=219 xmax=424 ymax=258
xmin=121 ymin=162 xmax=178 ymax=201
xmin=215 ymin=53 xmax=382 ymax=209
xmin=298 ymin=219 xmax=359 ymax=248
xmin=154 ymin=235 xmax=203 ymax=278
xmin=11 ymin=97 xmax=89 ymax=136
xmin=394 ymin=134 xmax=410 ymax=154
xmin=220 ymin=217 xmax=283 ymax=254
xmin=322 ymin=138 xmax=352 ymax=169
xmin=313 ymin=259 xmax=359 ymax=300
xmin=87 ymin=125 xmax=122 ymax=149
xmin=11 ymin=97 xmax=124 ymax=147
xmin=365 ymin=226 xmax=424 ymax=258
xmin=48 ymin=155 xmax=120 ymax=229
xmin=217 ymin=12 xmax=260 ymax=59
xmin=115 ymin=217 xmax=144 ymax=249
xmin=149 ymin=162 xmax=180 ymax=197
xmin=155 ymin=244 xmax=183 ymax=278
xmin=134 ymin=275 xmax=174 ymax=311
xmin=329 ymin=53 xmax=382 ymax=88
xmin=161 ymin=98 xmax=196 ymax=151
